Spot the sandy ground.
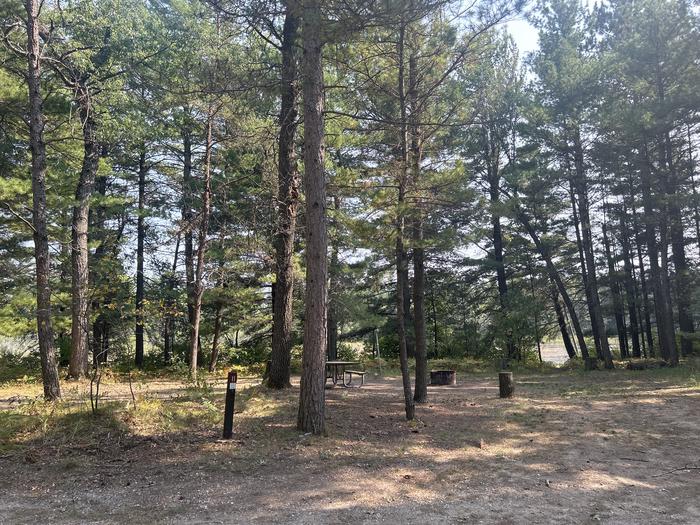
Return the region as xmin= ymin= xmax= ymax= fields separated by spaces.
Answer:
xmin=1 ymin=370 xmax=698 ymax=524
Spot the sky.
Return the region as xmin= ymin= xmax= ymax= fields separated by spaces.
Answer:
xmin=507 ymin=15 xmax=540 ymax=57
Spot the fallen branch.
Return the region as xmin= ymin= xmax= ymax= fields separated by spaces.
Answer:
xmin=652 ymin=465 xmax=700 ymax=477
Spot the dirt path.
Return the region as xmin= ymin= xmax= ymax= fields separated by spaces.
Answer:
xmin=1 ymin=370 xmax=698 ymax=524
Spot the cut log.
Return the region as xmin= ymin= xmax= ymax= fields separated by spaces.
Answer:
xmin=430 ymin=370 xmax=456 ymax=386
xmin=498 ymin=371 xmax=514 ymax=398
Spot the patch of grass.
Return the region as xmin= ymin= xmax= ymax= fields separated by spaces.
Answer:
xmin=0 ymin=399 xmax=129 ymax=455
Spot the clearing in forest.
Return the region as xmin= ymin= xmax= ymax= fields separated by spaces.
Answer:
xmin=1 ymin=367 xmax=698 ymax=524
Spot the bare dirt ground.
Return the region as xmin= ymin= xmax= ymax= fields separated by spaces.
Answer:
xmin=1 ymin=369 xmax=698 ymax=524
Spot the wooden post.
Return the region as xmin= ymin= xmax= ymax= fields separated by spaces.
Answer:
xmin=499 ymin=371 xmax=514 ymax=398
xmin=223 ymin=371 xmax=237 ymax=439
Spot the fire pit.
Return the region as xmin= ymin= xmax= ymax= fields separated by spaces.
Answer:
xmin=430 ymin=370 xmax=456 ymax=386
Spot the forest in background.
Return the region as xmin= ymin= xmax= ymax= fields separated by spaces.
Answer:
xmin=1 ymin=0 xmax=699 ymax=429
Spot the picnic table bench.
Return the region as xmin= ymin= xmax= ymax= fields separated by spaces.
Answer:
xmin=326 ymin=361 xmax=366 ymax=388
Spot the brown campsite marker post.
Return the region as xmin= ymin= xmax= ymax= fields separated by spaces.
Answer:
xmin=499 ymin=371 xmax=514 ymax=398
xmin=223 ymin=371 xmax=237 ymax=438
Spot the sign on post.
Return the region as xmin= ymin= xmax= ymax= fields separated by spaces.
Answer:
xmin=223 ymin=370 xmax=237 ymax=439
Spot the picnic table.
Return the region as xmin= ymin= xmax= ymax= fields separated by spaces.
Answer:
xmin=325 ymin=360 xmax=365 ymax=387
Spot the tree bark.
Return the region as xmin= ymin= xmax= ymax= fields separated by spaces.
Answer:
xmin=640 ymin=144 xmax=677 ymax=364
xmin=25 ymin=0 xmax=61 ymax=399
xmin=571 ymin=135 xmax=613 ymax=368
xmin=516 ymin=211 xmax=590 ymax=360
xmin=408 ymin=49 xmax=427 ymax=403
xmin=662 ymin=132 xmax=695 ymax=357
xmin=182 ymin=124 xmax=196 ymax=361
xmin=189 ymin=115 xmax=213 ymax=380
xmin=68 ymin=89 xmax=100 ymax=379
xmin=618 ymin=202 xmax=642 ymax=358
xmin=269 ymin=2 xmax=300 ymax=388
xmin=163 ymin=234 xmax=180 ymax=364
xmin=327 ymin=196 xmax=340 ymax=362
xmin=209 ymin=303 xmax=223 ymax=372
xmin=485 ymin=125 xmax=515 ymax=360
xmin=135 ymin=146 xmax=146 ymax=367
xmin=687 ymin=125 xmax=700 ymax=262
xmin=412 ymin=216 xmax=427 ymax=403
xmin=601 ymin=204 xmax=629 ymax=358
xmin=90 ymin=174 xmax=108 ymax=365
xmin=394 ymin=22 xmax=415 ymax=421
xmin=629 ymin=182 xmax=654 ymax=357
xmin=551 ymin=283 xmax=577 ymax=359
xmin=297 ymin=0 xmax=328 ymax=434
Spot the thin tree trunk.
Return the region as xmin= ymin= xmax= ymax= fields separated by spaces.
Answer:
xmin=687 ymin=125 xmax=700 ymax=261
xmin=571 ymin=136 xmax=613 ymax=368
xmin=412 ymin=216 xmax=427 ymax=403
xmin=408 ymin=49 xmax=427 ymax=403
xmin=602 ymin=203 xmax=629 ymax=358
xmin=297 ymin=0 xmax=328 ymax=434
xmin=68 ymin=90 xmax=99 ymax=379
xmin=640 ymin=144 xmax=677 ymax=363
xmin=486 ymin=127 xmax=515 ymax=360
xmin=551 ymin=283 xmax=576 ymax=359
xmin=189 ymin=114 xmax=214 ymax=380
xmin=163 ymin=234 xmax=180 ymax=364
xmin=135 ymin=146 xmax=146 ymax=367
xmin=394 ymin=22 xmax=414 ymax=421
xmin=629 ymin=181 xmax=655 ymax=357
xmin=182 ymin=125 xmax=196 ymax=362
xmin=209 ymin=303 xmax=223 ymax=372
xmin=517 ymin=211 xmax=590 ymax=360
xmin=90 ymin=175 xmax=108 ymax=365
xmin=619 ymin=202 xmax=642 ymax=358
xmin=402 ymin=262 xmax=414 ymax=358
xmin=269 ymin=2 xmax=300 ymax=388
xmin=326 ymin=195 xmax=340 ymax=362
xmin=663 ymin=132 xmax=695 ymax=357
xmin=25 ymin=0 xmax=61 ymax=399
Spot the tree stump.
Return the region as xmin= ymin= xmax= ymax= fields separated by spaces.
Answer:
xmin=430 ymin=370 xmax=456 ymax=386
xmin=499 ymin=371 xmax=514 ymax=398
xmin=584 ymin=357 xmax=599 ymax=371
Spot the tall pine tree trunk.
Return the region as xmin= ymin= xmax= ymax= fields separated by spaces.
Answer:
xmin=412 ymin=215 xmax=427 ymax=403
xmin=629 ymin=182 xmax=655 ymax=357
xmin=163 ymin=234 xmax=180 ymax=365
xmin=68 ymin=90 xmax=99 ymax=379
xmin=327 ymin=196 xmax=340 ymax=362
xmin=135 ymin=146 xmax=146 ymax=367
xmin=517 ymin=211 xmax=590 ymax=360
xmin=189 ymin=115 xmax=213 ymax=380
xmin=182 ymin=125 xmax=196 ymax=363
xmin=640 ymin=144 xmax=677 ymax=363
xmin=209 ymin=303 xmax=223 ymax=372
xmin=602 ymin=204 xmax=629 ymax=358
xmin=571 ymin=136 xmax=613 ymax=368
xmin=490 ymin=157 xmax=514 ymax=359
xmin=662 ymin=133 xmax=695 ymax=357
xmin=551 ymin=283 xmax=577 ymax=359
xmin=619 ymin=203 xmax=642 ymax=358
xmin=25 ymin=0 xmax=61 ymax=399
xmin=297 ymin=0 xmax=328 ymax=433
xmin=409 ymin=50 xmax=427 ymax=403
xmin=269 ymin=3 xmax=300 ymax=388
xmin=394 ymin=22 xmax=414 ymax=421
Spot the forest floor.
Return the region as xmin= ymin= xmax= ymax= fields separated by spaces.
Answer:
xmin=0 ymin=364 xmax=699 ymax=524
